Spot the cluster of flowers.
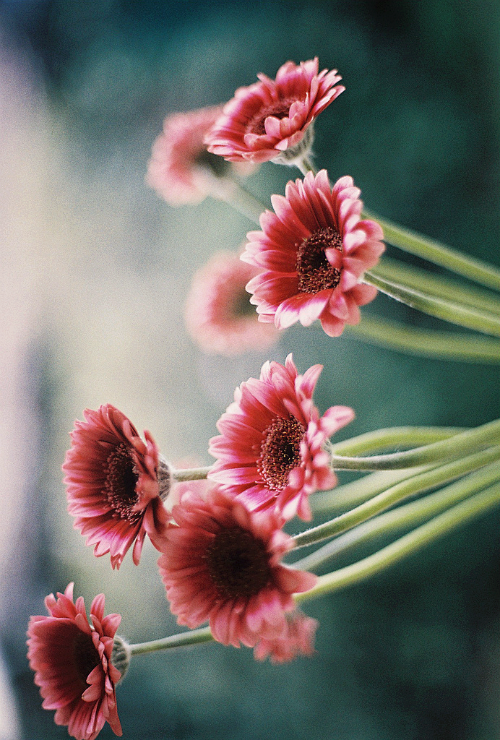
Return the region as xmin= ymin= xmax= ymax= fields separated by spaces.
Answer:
xmin=31 ymin=57 xmax=473 ymax=740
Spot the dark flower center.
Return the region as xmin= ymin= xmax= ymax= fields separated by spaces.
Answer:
xmin=257 ymin=416 xmax=305 ymax=491
xmin=104 ymin=443 xmax=141 ymax=522
xmin=205 ymin=527 xmax=271 ymax=599
xmin=73 ymin=631 xmax=101 ymax=685
xmin=232 ymin=288 xmax=256 ymax=319
xmin=296 ymin=226 xmax=343 ymax=294
xmin=194 ymin=148 xmax=231 ymax=178
xmin=248 ymin=101 xmax=293 ymax=136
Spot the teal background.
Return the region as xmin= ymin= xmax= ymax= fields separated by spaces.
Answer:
xmin=1 ymin=1 xmax=499 ymax=738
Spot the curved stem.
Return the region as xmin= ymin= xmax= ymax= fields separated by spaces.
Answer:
xmin=172 ymin=466 xmax=212 ymax=482
xmin=328 ymin=418 xmax=500 ymax=471
xmin=295 ymin=156 xmax=317 ymax=176
xmin=329 ymin=426 xmax=464 ymax=457
xmin=376 ymin=257 xmax=500 ymax=317
xmin=296 ymin=481 xmax=500 ymax=603
xmin=296 ymin=461 xmax=500 ymax=571
xmin=344 ymin=315 xmax=500 ymax=363
xmin=312 ymin=467 xmax=433 ymax=515
xmin=363 ymin=209 xmax=500 ymax=292
xmin=294 ymin=445 xmax=500 ymax=548
xmin=129 ymin=626 xmax=214 ymax=656
xmin=221 ymin=179 xmax=265 ymax=224
xmin=364 ymin=269 xmax=500 ymax=338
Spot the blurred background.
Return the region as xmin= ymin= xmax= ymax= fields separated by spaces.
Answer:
xmin=1 ymin=0 xmax=499 ymax=738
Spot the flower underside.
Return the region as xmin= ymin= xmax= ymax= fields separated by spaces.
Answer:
xmin=104 ymin=444 xmax=141 ymax=522
xmin=73 ymin=631 xmax=100 ymax=684
xmin=296 ymin=226 xmax=343 ymax=294
xmin=205 ymin=527 xmax=271 ymax=598
xmin=257 ymin=415 xmax=305 ymax=491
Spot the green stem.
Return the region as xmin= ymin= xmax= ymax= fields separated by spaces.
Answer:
xmin=221 ymin=179 xmax=265 ymax=224
xmin=329 ymin=426 xmax=464 ymax=457
xmin=312 ymin=466 xmax=435 ymax=515
xmin=294 ymin=445 xmax=500 ymax=548
xmin=129 ymin=626 xmax=214 ymax=656
xmin=364 ymin=269 xmax=500 ymax=338
xmin=376 ymin=257 xmax=500 ymax=317
xmin=296 ymin=156 xmax=317 ymax=176
xmin=344 ymin=315 xmax=500 ymax=363
xmin=172 ymin=466 xmax=211 ymax=482
xmin=296 ymin=461 xmax=500 ymax=571
xmin=363 ymin=208 xmax=500 ymax=292
xmin=329 ymin=418 xmax=500 ymax=471
xmin=296 ymin=481 xmax=500 ymax=602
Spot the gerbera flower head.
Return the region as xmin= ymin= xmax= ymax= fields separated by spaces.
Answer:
xmin=146 ymin=105 xmax=254 ymax=206
xmin=205 ymin=58 xmax=344 ymax=164
xmin=27 ymin=583 xmax=123 ymax=740
xmin=208 ymin=354 xmax=354 ymax=521
xmin=253 ymin=610 xmax=318 ymax=663
xmin=157 ymin=485 xmax=317 ymax=648
xmin=242 ymin=170 xmax=385 ymax=337
xmin=184 ymin=250 xmax=279 ymax=356
xmin=63 ymin=404 xmax=171 ymax=569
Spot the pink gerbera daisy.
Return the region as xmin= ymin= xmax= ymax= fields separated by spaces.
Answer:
xmin=242 ymin=170 xmax=385 ymax=336
xmin=27 ymin=583 xmax=122 ymax=740
xmin=146 ymin=105 xmax=253 ymax=205
xmin=157 ymin=486 xmax=317 ymax=648
xmin=184 ymin=250 xmax=279 ymax=356
xmin=253 ymin=610 xmax=318 ymax=663
xmin=63 ymin=404 xmax=171 ymax=569
xmin=205 ymin=58 xmax=344 ymax=164
xmin=208 ymin=354 xmax=354 ymax=521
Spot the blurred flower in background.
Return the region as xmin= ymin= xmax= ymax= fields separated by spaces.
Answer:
xmin=184 ymin=250 xmax=279 ymax=356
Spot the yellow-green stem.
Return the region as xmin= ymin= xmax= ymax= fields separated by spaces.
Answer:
xmin=344 ymin=315 xmax=500 ymax=363
xmin=295 ymin=445 xmax=500 ymax=547
xmin=296 ymin=461 xmax=500 ymax=571
xmin=363 ymin=208 xmax=500 ymax=293
xmin=296 ymin=482 xmax=500 ymax=603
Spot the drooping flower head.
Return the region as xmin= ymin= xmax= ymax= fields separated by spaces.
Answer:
xmin=184 ymin=250 xmax=279 ymax=356
xmin=157 ymin=485 xmax=317 ymax=648
xmin=242 ymin=171 xmax=385 ymax=337
xmin=253 ymin=610 xmax=318 ymax=664
xmin=63 ymin=404 xmax=171 ymax=569
xmin=146 ymin=105 xmax=254 ymax=205
xmin=205 ymin=58 xmax=344 ymax=164
xmin=27 ymin=583 xmax=123 ymax=740
xmin=209 ymin=354 xmax=354 ymax=521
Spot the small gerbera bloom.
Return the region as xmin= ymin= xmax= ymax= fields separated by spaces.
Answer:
xmin=205 ymin=58 xmax=344 ymax=164
xmin=27 ymin=583 xmax=122 ymax=740
xmin=146 ymin=106 xmax=254 ymax=206
xmin=253 ymin=610 xmax=318 ymax=663
xmin=63 ymin=404 xmax=171 ymax=569
xmin=157 ymin=486 xmax=317 ymax=648
xmin=184 ymin=250 xmax=279 ymax=356
xmin=208 ymin=354 xmax=354 ymax=521
xmin=242 ymin=170 xmax=385 ymax=337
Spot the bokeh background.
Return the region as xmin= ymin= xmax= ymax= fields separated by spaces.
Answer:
xmin=1 ymin=0 xmax=500 ymax=738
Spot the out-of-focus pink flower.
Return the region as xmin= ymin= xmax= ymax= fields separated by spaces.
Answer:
xmin=184 ymin=250 xmax=279 ymax=356
xmin=27 ymin=583 xmax=122 ymax=740
xmin=205 ymin=58 xmax=344 ymax=164
xmin=157 ymin=486 xmax=317 ymax=648
xmin=209 ymin=354 xmax=354 ymax=521
xmin=242 ymin=171 xmax=385 ymax=336
xmin=146 ymin=106 xmax=254 ymax=205
xmin=63 ymin=404 xmax=171 ymax=569
xmin=253 ymin=610 xmax=318 ymax=663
